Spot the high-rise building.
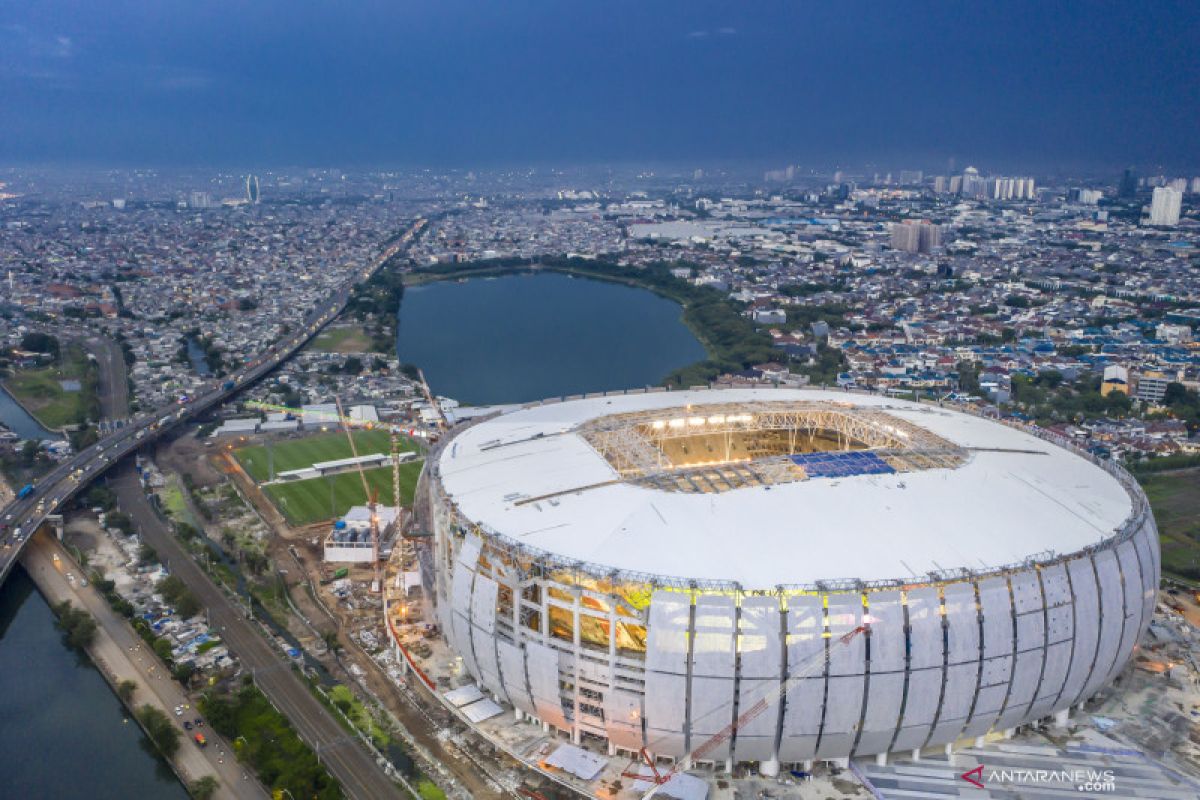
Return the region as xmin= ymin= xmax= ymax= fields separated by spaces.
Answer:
xmin=898 ymin=170 xmax=923 ymax=185
xmin=245 ymin=174 xmax=261 ymax=204
xmin=918 ymin=222 xmax=941 ymax=252
xmin=1149 ymin=186 xmax=1182 ymax=226
xmin=1168 ymin=177 xmax=1188 ymax=193
xmin=1191 ymin=177 xmax=1200 ymax=194
xmin=891 ymin=222 xmax=922 ymax=253
xmin=948 ymin=175 xmax=962 ymax=194
xmin=891 ymin=220 xmax=941 ymax=254
xmin=960 ymin=166 xmax=985 ymax=198
xmin=1118 ymin=167 xmax=1138 ymax=198
xmin=188 ymin=191 xmax=212 ymax=209
xmin=932 ymin=176 xmax=947 ymax=193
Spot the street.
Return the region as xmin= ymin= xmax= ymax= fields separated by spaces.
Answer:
xmin=20 ymin=531 xmax=266 ymax=800
xmin=110 ymin=462 xmax=404 ymax=800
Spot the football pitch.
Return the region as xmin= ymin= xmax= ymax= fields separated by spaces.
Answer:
xmin=263 ymin=462 xmax=423 ymax=526
xmin=234 ymin=429 xmax=417 ymax=483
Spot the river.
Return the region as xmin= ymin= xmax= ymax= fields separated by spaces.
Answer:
xmin=0 ymin=384 xmax=57 ymax=441
xmin=0 ymin=568 xmax=189 ymax=799
xmin=397 ymin=272 xmax=706 ymax=405
xmin=0 ymin=270 xmax=702 ymax=797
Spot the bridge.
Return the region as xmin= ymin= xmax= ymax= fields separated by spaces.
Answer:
xmin=1 ymin=217 xmax=422 ymax=575
xmin=1 ymin=217 xmax=424 ymax=579
xmin=0 ymin=219 xmax=425 ymax=800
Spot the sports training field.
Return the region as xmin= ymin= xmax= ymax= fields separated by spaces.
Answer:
xmin=263 ymin=462 xmax=423 ymax=526
xmin=234 ymin=429 xmax=417 ymax=483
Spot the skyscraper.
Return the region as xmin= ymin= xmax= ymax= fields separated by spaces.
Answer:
xmin=1118 ymin=167 xmax=1138 ymax=199
xmin=245 ymin=174 xmax=261 ymax=204
xmin=960 ymin=166 xmax=985 ymax=198
xmin=1148 ymin=186 xmax=1182 ymax=226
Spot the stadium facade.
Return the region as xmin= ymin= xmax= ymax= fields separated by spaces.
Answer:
xmin=428 ymin=388 xmax=1158 ymax=773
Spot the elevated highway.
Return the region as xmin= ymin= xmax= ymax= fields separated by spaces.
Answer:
xmin=0 ymin=217 xmax=424 ymax=589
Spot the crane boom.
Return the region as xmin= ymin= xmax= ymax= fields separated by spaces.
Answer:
xmin=638 ymin=622 xmax=869 ymax=796
xmin=334 ymin=397 xmax=383 ymax=592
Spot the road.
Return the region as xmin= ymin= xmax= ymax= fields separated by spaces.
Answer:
xmin=110 ymin=463 xmax=403 ymax=800
xmin=0 ymin=217 xmax=425 ymax=582
xmin=81 ymin=334 xmax=130 ymax=424
xmin=0 ymin=218 xmax=425 ymax=798
xmin=21 ymin=531 xmax=268 ymax=800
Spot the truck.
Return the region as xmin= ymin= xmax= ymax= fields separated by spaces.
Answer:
xmin=193 ymin=733 xmax=207 ymax=747
xmin=17 ymin=484 xmax=34 ymax=499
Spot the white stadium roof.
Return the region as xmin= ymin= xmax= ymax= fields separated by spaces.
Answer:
xmin=436 ymin=388 xmax=1132 ymax=588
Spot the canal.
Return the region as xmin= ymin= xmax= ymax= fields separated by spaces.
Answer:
xmin=0 ymin=568 xmax=189 ymax=799
xmin=397 ymin=271 xmax=706 ymax=405
xmin=0 ymin=384 xmax=57 ymax=441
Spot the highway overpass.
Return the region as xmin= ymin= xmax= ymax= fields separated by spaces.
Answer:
xmin=0 ymin=217 xmax=425 ymax=588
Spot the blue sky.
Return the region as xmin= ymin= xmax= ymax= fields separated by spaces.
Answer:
xmin=2 ymin=1 xmax=1197 ymax=171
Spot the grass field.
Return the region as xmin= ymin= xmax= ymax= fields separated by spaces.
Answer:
xmin=308 ymin=326 xmax=375 ymax=353
xmin=2 ymin=345 xmax=96 ymax=429
xmin=1141 ymin=468 xmax=1200 ymax=582
xmin=235 ymin=429 xmax=416 ymax=483
xmin=263 ymin=462 xmax=422 ymax=526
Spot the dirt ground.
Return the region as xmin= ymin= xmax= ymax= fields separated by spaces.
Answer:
xmin=155 ymin=433 xmax=508 ymax=799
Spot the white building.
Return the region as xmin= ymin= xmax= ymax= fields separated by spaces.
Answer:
xmin=1149 ymin=186 xmax=1182 ymax=226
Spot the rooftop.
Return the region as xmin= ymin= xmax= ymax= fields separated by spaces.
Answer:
xmin=436 ymin=388 xmax=1134 ymax=588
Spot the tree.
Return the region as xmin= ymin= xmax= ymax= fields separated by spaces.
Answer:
xmin=117 ymin=679 xmax=137 ymax=703
xmin=153 ymin=637 xmax=175 ymax=662
xmin=137 ymin=705 xmax=181 ymax=758
xmin=53 ymin=602 xmax=97 ymax=650
xmin=190 ymin=776 xmax=220 ymax=800
xmin=20 ymin=331 xmax=59 ymax=356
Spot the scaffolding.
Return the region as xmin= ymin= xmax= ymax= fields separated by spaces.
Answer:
xmin=575 ymin=400 xmax=968 ymax=495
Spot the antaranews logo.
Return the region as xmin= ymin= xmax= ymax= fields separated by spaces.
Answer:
xmin=960 ymin=764 xmax=1117 ymax=793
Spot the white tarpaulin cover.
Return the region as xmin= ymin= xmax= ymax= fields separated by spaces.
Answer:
xmin=544 ymin=744 xmax=606 ymax=781
xmin=460 ymin=698 xmax=504 ymax=724
xmin=444 ymin=684 xmax=484 ymax=708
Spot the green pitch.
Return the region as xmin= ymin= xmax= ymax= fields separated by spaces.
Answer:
xmin=234 ymin=429 xmax=417 ymax=483
xmin=263 ymin=462 xmax=423 ymax=526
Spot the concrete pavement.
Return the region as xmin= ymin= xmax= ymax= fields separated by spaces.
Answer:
xmin=20 ymin=531 xmax=267 ymax=800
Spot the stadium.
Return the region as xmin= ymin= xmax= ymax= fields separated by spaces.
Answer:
xmin=427 ymin=387 xmax=1158 ymax=775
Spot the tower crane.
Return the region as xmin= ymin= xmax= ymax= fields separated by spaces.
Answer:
xmin=245 ymin=400 xmax=432 ymax=540
xmin=417 ymin=368 xmax=449 ymax=430
xmin=333 ymin=397 xmax=384 ymax=593
xmin=632 ymin=621 xmax=870 ymax=798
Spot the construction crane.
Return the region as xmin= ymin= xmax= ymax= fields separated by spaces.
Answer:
xmin=334 ymin=397 xmax=384 ymax=593
xmin=631 ymin=621 xmax=870 ymax=798
xmin=245 ymin=401 xmax=433 ymax=540
xmin=417 ymin=367 xmax=449 ymax=430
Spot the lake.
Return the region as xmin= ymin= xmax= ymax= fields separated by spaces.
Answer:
xmin=397 ymin=272 xmax=705 ymax=406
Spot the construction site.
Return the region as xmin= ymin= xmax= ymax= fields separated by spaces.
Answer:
xmin=157 ymin=383 xmax=1200 ymax=799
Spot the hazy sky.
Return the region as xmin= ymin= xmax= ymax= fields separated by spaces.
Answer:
xmin=2 ymin=1 xmax=1198 ymax=171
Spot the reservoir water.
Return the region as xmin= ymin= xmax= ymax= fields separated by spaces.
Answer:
xmin=0 ymin=270 xmax=703 ymax=796
xmin=397 ymin=272 xmax=705 ymax=405
xmin=0 ymin=568 xmax=189 ymax=799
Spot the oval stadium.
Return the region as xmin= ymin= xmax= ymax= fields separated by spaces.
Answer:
xmin=425 ymin=387 xmax=1159 ymax=775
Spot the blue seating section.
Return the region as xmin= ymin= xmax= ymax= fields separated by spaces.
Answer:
xmin=788 ymin=450 xmax=895 ymax=478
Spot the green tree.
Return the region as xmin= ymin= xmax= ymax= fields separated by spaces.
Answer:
xmin=137 ymin=705 xmax=181 ymax=758
xmin=153 ymin=637 xmax=175 ymax=662
xmin=117 ymin=679 xmax=137 ymax=703
xmin=189 ymin=776 xmax=219 ymax=800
